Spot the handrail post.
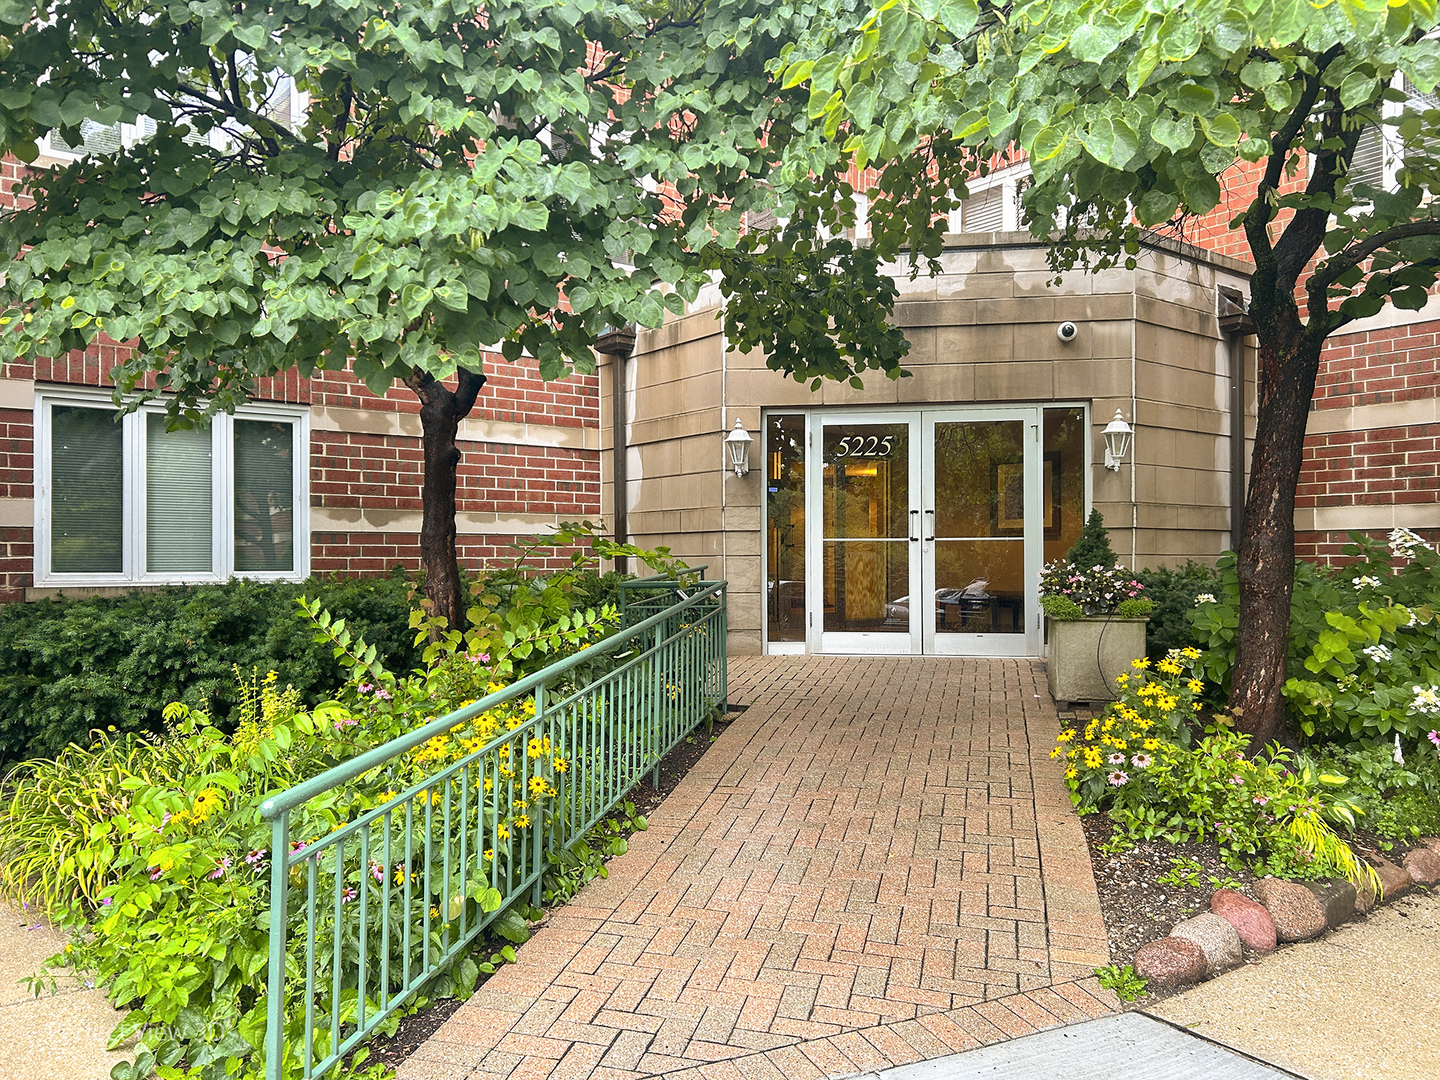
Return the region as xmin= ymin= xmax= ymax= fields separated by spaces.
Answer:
xmin=531 ymin=683 xmax=546 ymax=908
xmin=265 ymin=812 xmax=291 ymax=1080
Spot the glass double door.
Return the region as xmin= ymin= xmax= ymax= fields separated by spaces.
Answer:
xmin=813 ymin=409 xmax=1042 ymax=656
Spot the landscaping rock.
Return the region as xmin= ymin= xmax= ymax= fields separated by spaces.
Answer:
xmin=1303 ymin=878 xmax=1357 ymax=929
xmin=1251 ymin=877 xmax=1327 ymax=941
xmin=1133 ymin=936 xmax=1207 ymax=991
xmin=1402 ymin=847 xmax=1440 ymax=887
xmin=1169 ymin=913 xmax=1243 ymax=976
xmin=1372 ymin=857 xmax=1413 ymax=901
xmin=1210 ymin=889 xmax=1277 ymax=953
xmin=1355 ymin=877 xmax=1378 ymax=917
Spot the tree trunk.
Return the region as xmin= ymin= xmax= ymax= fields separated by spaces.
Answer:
xmin=1229 ymin=337 xmax=1322 ymax=744
xmin=403 ymin=367 xmax=486 ymax=633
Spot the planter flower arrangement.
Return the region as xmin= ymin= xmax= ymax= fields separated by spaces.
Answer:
xmin=1039 ymin=510 xmax=1152 ymax=621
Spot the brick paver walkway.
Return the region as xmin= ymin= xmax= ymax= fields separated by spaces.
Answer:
xmin=398 ymin=657 xmax=1115 ymax=1080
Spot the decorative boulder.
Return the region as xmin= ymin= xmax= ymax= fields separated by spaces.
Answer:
xmin=1402 ymin=847 xmax=1440 ymax=887
xmin=1372 ymin=857 xmax=1413 ymax=901
xmin=1302 ymin=879 xmax=1357 ymax=929
xmin=1133 ymin=936 xmax=1207 ymax=992
xmin=1251 ymin=878 xmax=1326 ymax=942
xmin=1355 ymin=877 xmax=1379 ymax=917
xmin=1168 ymin=913 xmax=1243 ymax=976
xmin=1210 ymin=889 xmax=1277 ymax=953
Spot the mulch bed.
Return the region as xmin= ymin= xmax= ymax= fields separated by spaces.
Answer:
xmin=357 ymin=709 xmax=739 ymax=1071
xmin=1080 ymin=814 xmax=1259 ymax=969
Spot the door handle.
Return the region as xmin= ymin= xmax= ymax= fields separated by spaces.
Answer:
xmin=910 ymin=508 xmax=920 ymax=542
xmin=924 ymin=509 xmax=935 ymax=543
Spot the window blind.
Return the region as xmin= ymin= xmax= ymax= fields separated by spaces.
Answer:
xmin=234 ymin=420 xmax=295 ymax=572
xmin=51 ymin=406 xmax=124 ymax=573
xmin=146 ymin=414 xmax=213 ymax=573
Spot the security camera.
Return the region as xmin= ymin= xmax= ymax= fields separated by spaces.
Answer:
xmin=1056 ymin=321 xmax=1079 ymax=342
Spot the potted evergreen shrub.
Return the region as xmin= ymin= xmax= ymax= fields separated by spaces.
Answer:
xmin=1041 ymin=510 xmax=1153 ymax=707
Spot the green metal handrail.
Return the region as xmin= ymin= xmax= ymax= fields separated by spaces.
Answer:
xmin=258 ymin=578 xmax=727 ymax=1079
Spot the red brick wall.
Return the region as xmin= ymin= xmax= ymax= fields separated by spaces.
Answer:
xmin=311 ymin=533 xmax=583 ymax=576
xmin=1312 ymin=319 xmax=1440 ymax=409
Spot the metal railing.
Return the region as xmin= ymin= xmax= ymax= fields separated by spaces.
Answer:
xmin=258 ymin=577 xmax=727 ymax=1079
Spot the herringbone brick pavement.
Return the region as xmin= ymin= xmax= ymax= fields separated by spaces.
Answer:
xmin=398 ymin=657 xmax=1115 ymax=1080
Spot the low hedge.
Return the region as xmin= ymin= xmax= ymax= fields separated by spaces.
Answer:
xmin=0 ymin=574 xmax=421 ymax=767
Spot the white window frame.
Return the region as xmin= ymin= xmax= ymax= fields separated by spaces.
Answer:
xmin=948 ymin=160 xmax=1032 ymax=233
xmin=33 ymin=387 xmax=310 ymax=587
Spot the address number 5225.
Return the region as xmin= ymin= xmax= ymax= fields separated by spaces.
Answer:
xmin=835 ymin=434 xmax=894 ymax=457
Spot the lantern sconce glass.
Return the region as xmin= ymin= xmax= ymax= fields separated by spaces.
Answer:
xmin=1102 ymin=410 xmax=1134 ymax=471
xmin=724 ymin=418 xmax=754 ymax=477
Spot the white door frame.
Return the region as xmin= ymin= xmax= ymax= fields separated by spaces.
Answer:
xmin=800 ymin=406 xmax=1043 ymax=657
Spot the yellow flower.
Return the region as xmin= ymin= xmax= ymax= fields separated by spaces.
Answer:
xmin=1057 ymin=729 xmax=1076 ymax=742
xmin=1051 ymin=747 xmax=1064 ymax=759
xmin=483 ymin=849 xmax=494 ymax=861
xmin=528 ymin=776 xmax=548 ymax=797
xmin=1113 ymin=740 xmax=1127 ymax=750
xmin=1131 ymin=658 xmax=1150 ymax=670
xmin=1084 ymin=748 xmax=1103 ymax=768
xmin=1115 ymin=673 xmax=1130 ymax=686
xmin=1182 ymin=647 xmax=1201 ymax=659
xmin=1157 ymin=659 xmax=1182 ymax=675
xmin=1065 ymin=767 xmax=1078 ymax=780
xmin=497 ymin=826 xmax=509 ymax=841
xmin=1187 ymin=679 xmax=1204 ymax=693
xmin=1143 ymin=738 xmax=1160 ymax=750
xmin=483 ymin=777 xmax=494 ymax=793
xmin=527 ymin=738 xmax=545 ymax=759
xmin=553 ymin=756 xmax=569 ymax=772
xmin=514 ymin=815 xmax=530 ymax=829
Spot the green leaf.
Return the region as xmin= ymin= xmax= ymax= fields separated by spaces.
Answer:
xmin=1201 ymin=113 xmax=1241 ymax=147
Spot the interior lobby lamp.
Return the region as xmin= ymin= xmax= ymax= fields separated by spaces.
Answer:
xmin=1102 ymin=410 xmax=1134 ymax=471
xmin=724 ymin=418 xmax=754 ymax=477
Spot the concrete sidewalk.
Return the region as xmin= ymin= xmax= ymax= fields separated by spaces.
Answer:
xmin=0 ymin=900 xmax=130 ymax=1079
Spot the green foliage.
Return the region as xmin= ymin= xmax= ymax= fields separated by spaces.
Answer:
xmin=1135 ymin=563 xmax=1219 ymax=660
xmin=1056 ymin=649 xmax=1375 ymax=889
xmin=0 ymin=575 xmax=419 ymax=767
xmin=1155 ymin=855 xmax=1244 ymax=892
xmin=1115 ymin=598 xmax=1155 ymax=619
xmin=1193 ymin=533 xmax=1440 ymax=741
xmin=1094 ymin=963 xmax=1148 ymax=1002
xmin=0 ymin=0 xmax=906 ymax=427
xmin=1067 ymin=509 xmax=1119 ymax=571
xmin=777 ymin=0 xmax=1440 ymax=324
xmin=1040 ymin=595 xmax=1085 ymax=621
xmin=1306 ymin=739 xmax=1440 ymax=846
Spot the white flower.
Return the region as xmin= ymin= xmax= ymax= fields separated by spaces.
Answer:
xmin=1194 ymin=593 xmax=1216 ymax=605
xmin=1411 ymin=685 xmax=1440 ymax=716
xmin=1389 ymin=527 xmax=1433 ymax=561
xmin=1352 ymin=575 xmax=1382 ymax=588
xmin=1363 ymin=644 xmax=1392 ymax=663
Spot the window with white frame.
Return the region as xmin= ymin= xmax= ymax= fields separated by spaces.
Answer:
xmin=1351 ymin=75 xmax=1440 ymax=193
xmin=35 ymin=391 xmax=309 ymax=585
xmin=948 ymin=162 xmax=1031 ymax=233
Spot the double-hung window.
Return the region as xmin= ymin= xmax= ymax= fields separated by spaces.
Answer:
xmin=34 ymin=390 xmax=309 ymax=585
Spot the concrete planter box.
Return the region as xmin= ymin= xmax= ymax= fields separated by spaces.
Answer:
xmin=1045 ymin=616 xmax=1149 ymax=707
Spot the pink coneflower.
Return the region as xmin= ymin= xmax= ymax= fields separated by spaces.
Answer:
xmin=149 ymin=867 xmax=164 ymax=881
xmin=370 ymin=862 xmax=385 ymax=884
xmin=1429 ymin=730 xmax=1440 ymax=751
xmin=341 ymin=887 xmax=358 ymax=903
xmin=207 ymin=857 xmax=232 ymax=881
xmin=1107 ymin=752 xmax=1126 ymax=765
xmin=1253 ymin=795 xmax=1270 ymax=806
xmin=245 ymin=849 xmax=268 ymax=869
xmin=1106 ymin=770 xmax=1129 ymax=786
xmin=334 ymin=715 xmax=359 ymax=730
xmin=1130 ymin=753 xmax=1152 ymax=769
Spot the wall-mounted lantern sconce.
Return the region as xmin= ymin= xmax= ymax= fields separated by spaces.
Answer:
xmin=1102 ymin=410 xmax=1134 ymax=471
xmin=724 ymin=418 xmax=753 ymax=477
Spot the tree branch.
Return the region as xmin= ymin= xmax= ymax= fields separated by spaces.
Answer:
xmin=1273 ymin=91 xmax=1359 ymax=289
xmin=1310 ymin=219 xmax=1440 ymax=294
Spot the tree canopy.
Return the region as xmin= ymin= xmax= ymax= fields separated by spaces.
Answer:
xmin=776 ymin=0 xmax=1440 ymax=739
xmin=0 ymin=0 xmax=911 ymax=626
xmin=0 ymin=0 xmax=908 ymax=414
